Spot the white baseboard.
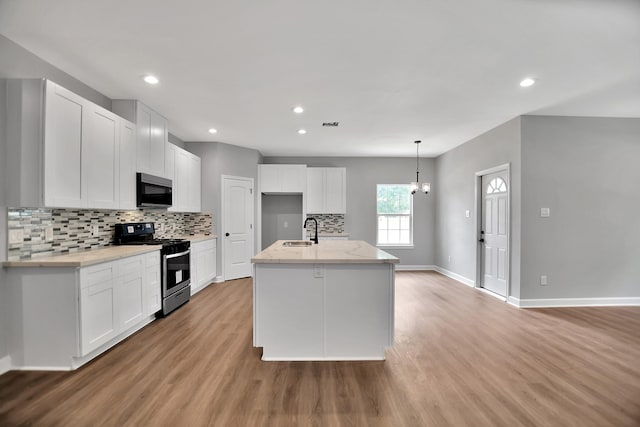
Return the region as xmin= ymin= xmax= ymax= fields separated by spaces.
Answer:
xmin=0 ymin=355 xmax=11 ymax=375
xmin=395 ymin=265 xmax=436 ymax=271
xmin=213 ymin=276 xmax=224 ymax=283
xmin=509 ymin=296 xmax=640 ymax=308
xmin=434 ymin=266 xmax=475 ymax=287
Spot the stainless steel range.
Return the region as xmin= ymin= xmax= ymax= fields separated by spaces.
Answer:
xmin=115 ymin=222 xmax=191 ymax=316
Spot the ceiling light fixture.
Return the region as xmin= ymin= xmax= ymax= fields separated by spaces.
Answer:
xmin=298 ymin=129 xmax=307 ymax=135
xmin=208 ymin=128 xmax=218 ymax=134
xmin=143 ymin=75 xmax=159 ymax=85
xmin=292 ymin=106 xmax=304 ymax=114
xmin=410 ymin=140 xmax=430 ymax=195
xmin=519 ymin=77 xmax=535 ymax=87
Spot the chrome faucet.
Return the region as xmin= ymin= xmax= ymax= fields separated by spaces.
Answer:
xmin=303 ymin=217 xmax=319 ymax=244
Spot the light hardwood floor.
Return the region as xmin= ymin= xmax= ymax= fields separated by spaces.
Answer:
xmin=1 ymin=271 xmax=639 ymax=426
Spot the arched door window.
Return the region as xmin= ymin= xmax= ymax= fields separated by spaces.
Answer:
xmin=486 ymin=177 xmax=507 ymax=194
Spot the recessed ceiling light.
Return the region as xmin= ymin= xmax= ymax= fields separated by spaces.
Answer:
xmin=520 ymin=77 xmax=536 ymax=87
xmin=298 ymin=129 xmax=307 ymax=135
xmin=143 ymin=75 xmax=159 ymax=85
xmin=208 ymin=128 xmax=218 ymax=134
xmin=292 ymin=106 xmax=304 ymax=114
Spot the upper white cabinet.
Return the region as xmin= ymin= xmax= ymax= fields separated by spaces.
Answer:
xmin=306 ymin=167 xmax=346 ymax=214
xmin=5 ymin=79 xmax=136 ymax=210
xmin=112 ymin=100 xmax=167 ymax=178
xmin=259 ymin=164 xmax=306 ymax=193
xmin=165 ymin=143 xmax=201 ymax=212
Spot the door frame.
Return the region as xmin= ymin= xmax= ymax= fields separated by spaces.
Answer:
xmin=220 ymin=174 xmax=255 ymax=281
xmin=474 ymin=163 xmax=511 ymax=301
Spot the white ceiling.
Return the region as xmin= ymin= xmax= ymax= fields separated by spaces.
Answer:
xmin=1 ymin=0 xmax=639 ymax=157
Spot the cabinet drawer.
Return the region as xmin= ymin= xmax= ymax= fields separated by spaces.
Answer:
xmin=83 ymin=262 xmax=115 ymax=288
xmin=118 ymin=254 xmax=145 ymax=277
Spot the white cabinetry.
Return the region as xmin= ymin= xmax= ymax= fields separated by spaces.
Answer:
xmin=5 ymin=79 xmax=136 ymax=210
xmin=118 ymin=120 xmax=137 ymax=210
xmin=79 ymin=252 xmax=158 ymax=356
xmin=112 ymin=100 xmax=167 ymax=178
xmin=306 ymin=167 xmax=346 ymax=214
xmin=191 ymin=238 xmax=217 ymax=295
xmin=165 ymin=143 xmax=202 ymax=212
xmin=259 ymin=164 xmax=307 ymax=193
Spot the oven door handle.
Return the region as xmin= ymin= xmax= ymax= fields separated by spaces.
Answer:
xmin=164 ymin=249 xmax=191 ymax=260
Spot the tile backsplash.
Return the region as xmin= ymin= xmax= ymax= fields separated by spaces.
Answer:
xmin=305 ymin=214 xmax=345 ymax=234
xmin=7 ymin=208 xmax=213 ymax=261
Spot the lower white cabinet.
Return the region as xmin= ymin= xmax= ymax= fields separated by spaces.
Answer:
xmin=5 ymin=249 xmax=162 ymax=370
xmin=191 ymin=238 xmax=217 ymax=295
xmin=79 ymin=252 xmax=160 ymax=356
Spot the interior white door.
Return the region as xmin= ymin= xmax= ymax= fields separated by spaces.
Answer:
xmin=480 ymin=170 xmax=509 ymax=297
xmin=223 ymin=176 xmax=254 ymax=280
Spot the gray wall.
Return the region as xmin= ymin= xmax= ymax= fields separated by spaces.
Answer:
xmin=0 ymin=35 xmax=111 ymax=109
xmin=435 ymin=118 xmax=522 ymax=297
xmin=0 ymin=78 xmax=8 ymax=363
xmin=185 ymin=141 xmax=263 ymax=276
xmin=520 ymin=116 xmax=640 ymax=299
xmin=263 ymin=157 xmax=436 ymax=266
xmin=168 ymin=133 xmax=186 ymax=149
xmin=261 ymin=195 xmax=303 ymax=248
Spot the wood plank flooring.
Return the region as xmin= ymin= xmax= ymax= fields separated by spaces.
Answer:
xmin=1 ymin=271 xmax=639 ymax=426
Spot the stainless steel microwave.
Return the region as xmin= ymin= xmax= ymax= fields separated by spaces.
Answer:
xmin=136 ymin=173 xmax=172 ymax=208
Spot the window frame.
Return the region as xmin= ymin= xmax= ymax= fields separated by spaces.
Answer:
xmin=376 ymin=184 xmax=414 ymax=249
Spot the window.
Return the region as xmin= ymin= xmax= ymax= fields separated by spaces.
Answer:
xmin=377 ymin=184 xmax=412 ymax=246
xmin=486 ymin=177 xmax=507 ymax=194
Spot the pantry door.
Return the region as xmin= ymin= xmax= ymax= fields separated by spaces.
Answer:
xmin=222 ymin=176 xmax=254 ymax=280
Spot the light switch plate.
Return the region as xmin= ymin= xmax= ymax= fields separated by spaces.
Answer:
xmin=92 ymin=224 xmax=100 ymax=236
xmin=9 ymin=229 xmax=24 ymax=244
xmin=540 ymin=275 xmax=548 ymax=286
xmin=313 ymin=264 xmax=324 ymax=278
xmin=465 ymin=210 xmax=470 ymax=218
xmin=540 ymin=208 xmax=550 ymax=217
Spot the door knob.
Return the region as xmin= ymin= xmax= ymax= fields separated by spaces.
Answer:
xmin=225 ymin=232 xmax=230 ymax=237
xmin=479 ymin=238 xmax=485 ymax=243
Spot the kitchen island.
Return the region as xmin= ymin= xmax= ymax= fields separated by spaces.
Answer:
xmin=251 ymin=240 xmax=399 ymax=361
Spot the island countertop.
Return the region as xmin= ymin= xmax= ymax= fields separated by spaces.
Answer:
xmin=251 ymin=240 xmax=399 ymax=264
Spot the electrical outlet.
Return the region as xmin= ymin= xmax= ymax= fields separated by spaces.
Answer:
xmin=283 ymin=221 xmax=289 ymax=228
xmin=540 ymin=275 xmax=548 ymax=286
xmin=9 ymin=229 xmax=24 ymax=244
xmin=540 ymin=208 xmax=550 ymax=217
xmin=45 ymin=226 xmax=54 ymax=241
xmin=448 ymin=255 xmax=451 ymax=263
xmin=92 ymin=224 xmax=100 ymax=236
xmin=465 ymin=210 xmax=470 ymax=218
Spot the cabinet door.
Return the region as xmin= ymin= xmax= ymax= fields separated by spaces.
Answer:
xmin=306 ymin=168 xmax=325 ymax=213
xmin=43 ymin=81 xmax=88 ymax=208
xmin=175 ymin=148 xmax=190 ymax=211
xmin=136 ymin=104 xmax=151 ymax=174
xmin=144 ymin=252 xmax=161 ymax=316
xmin=325 ymin=168 xmax=346 ymax=213
xmin=259 ymin=165 xmax=281 ymax=193
xmin=116 ymin=255 xmax=145 ymax=331
xmin=189 ymin=154 xmax=201 ymax=212
xmin=119 ymin=119 xmax=137 ymax=210
xmin=165 ymin=144 xmax=177 ymax=211
xmin=80 ymin=262 xmax=117 ymax=355
xmin=280 ymin=165 xmax=306 ymax=193
xmin=86 ymin=106 xmax=119 ymax=209
xmin=148 ymin=112 xmax=167 ymax=177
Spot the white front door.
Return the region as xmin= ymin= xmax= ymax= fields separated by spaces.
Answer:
xmin=480 ymin=170 xmax=509 ymax=297
xmin=222 ymin=176 xmax=254 ymax=280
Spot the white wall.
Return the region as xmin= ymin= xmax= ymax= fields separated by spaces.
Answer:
xmin=435 ymin=118 xmax=522 ymax=297
xmin=263 ymin=157 xmax=436 ymax=267
xmin=520 ymin=116 xmax=640 ymax=300
xmin=184 ymin=141 xmax=263 ymax=276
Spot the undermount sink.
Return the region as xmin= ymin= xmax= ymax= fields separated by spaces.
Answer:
xmin=282 ymin=241 xmax=313 ymax=247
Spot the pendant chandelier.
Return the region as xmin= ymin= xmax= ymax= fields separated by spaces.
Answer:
xmin=410 ymin=140 xmax=431 ymax=195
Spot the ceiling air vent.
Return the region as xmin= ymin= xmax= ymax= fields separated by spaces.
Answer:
xmin=322 ymin=122 xmax=339 ymax=127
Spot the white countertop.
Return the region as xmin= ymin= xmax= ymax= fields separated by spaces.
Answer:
xmin=2 ymin=245 xmax=162 ymax=268
xmin=251 ymin=240 xmax=399 ymax=264
xmin=3 ymin=234 xmax=217 ymax=268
